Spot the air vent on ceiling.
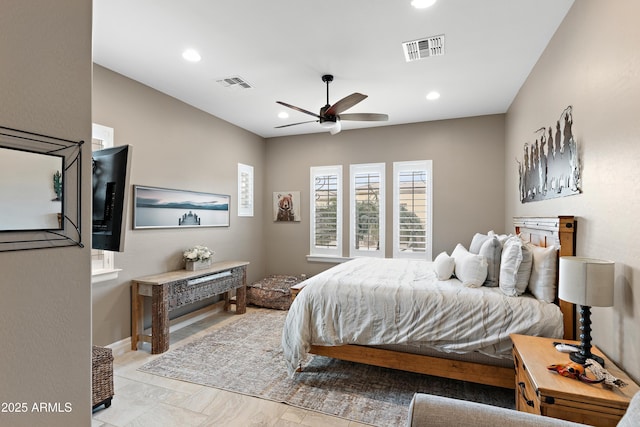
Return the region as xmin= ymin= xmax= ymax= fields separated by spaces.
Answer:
xmin=402 ymin=34 xmax=445 ymax=62
xmin=216 ymin=76 xmax=253 ymax=90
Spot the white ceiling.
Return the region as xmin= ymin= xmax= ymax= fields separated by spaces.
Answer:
xmin=93 ymin=0 xmax=574 ymax=139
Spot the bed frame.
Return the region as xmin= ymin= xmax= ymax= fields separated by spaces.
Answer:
xmin=307 ymin=216 xmax=577 ymax=389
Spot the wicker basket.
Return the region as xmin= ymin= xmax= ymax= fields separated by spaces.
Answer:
xmin=92 ymin=346 xmax=114 ymax=410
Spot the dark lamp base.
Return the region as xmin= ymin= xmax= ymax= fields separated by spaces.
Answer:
xmin=570 ymin=351 xmax=605 ymax=367
xmin=573 ymin=304 xmax=605 ymax=367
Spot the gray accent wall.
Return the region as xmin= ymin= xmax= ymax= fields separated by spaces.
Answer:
xmin=0 ymin=2 xmax=93 ymax=426
xmin=505 ymin=0 xmax=640 ymax=382
xmin=264 ymin=116 xmax=506 ymax=277
xmin=92 ymin=65 xmax=266 ymax=346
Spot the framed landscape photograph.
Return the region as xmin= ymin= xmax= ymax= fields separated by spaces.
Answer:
xmin=133 ymin=185 xmax=230 ymax=229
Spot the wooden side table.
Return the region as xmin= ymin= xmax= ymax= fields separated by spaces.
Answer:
xmin=511 ymin=334 xmax=639 ymax=426
xmin=131 ymin=261 xmax=249 ymax=354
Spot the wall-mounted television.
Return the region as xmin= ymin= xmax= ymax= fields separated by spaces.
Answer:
xmin=92 ymin=145 xmax=132 ymax=252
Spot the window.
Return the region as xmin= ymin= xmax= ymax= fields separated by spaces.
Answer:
xmin=350 ymin=163 xmax=385 ymax=258
xmin=91 ymin=123 xmax=119 ymax=283
xmin=237 ymin=163 xmax=254 ymax=217
xmin=393 ymin=160 xmax=432 ymax=260
xmin=309 ymin=165 xmax=342 ymax=260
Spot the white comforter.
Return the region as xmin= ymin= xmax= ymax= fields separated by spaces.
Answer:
xmin=282 ymin=257 xmax=563 ymax=375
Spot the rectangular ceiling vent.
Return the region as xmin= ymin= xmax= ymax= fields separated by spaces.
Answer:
xmin=402 ymin=34 xmax=445 ymax=62
xmin=216 ymin=76 xmax=253 ymax=90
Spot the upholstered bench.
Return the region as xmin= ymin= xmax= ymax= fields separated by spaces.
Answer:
xmin=92 ymin=345 xmax=114 ymax=410
xmin=407 ymin=391 xmax=640 ymax=427
xmin=247 ymin=275 xmax=303 ymax=310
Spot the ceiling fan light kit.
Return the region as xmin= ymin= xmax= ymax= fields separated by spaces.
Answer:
xmin=275 ymin=74 xmax=389 ymax=135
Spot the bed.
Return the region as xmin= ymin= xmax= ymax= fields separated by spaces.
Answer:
xmin=282 ymin=216 xmax=576 ymax=389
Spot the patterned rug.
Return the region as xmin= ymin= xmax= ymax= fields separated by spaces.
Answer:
xmin=138 ymin=309 xmax=514 ymax=426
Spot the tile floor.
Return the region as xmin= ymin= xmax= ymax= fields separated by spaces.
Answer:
xmin=91 ymin=308 xmax=371 ymax=427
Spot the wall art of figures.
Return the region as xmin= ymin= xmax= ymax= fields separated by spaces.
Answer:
xmin=517 ymin=106 xmax=581 ymax=203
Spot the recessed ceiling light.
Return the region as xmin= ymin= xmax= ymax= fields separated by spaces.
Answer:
xmin=278 ymin=111 xmax=289 ymax=119
xmin=182 ymin=49 xmax=201 ymax=62
xmin=411 ymin=0 xmax=437 ymax=9
xmin=426 ymin=91 xmax=440 ymax=100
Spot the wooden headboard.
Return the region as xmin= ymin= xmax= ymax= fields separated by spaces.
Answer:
xmin=513 ymin=216 xmax=577 ymax=340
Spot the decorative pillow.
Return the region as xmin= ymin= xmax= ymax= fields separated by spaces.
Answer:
xmin=515 ymin=243 xmax=533 ymax=294
xmin=488 ymin=230 xmax=512 ymax=246
xmin=469 ymin=233 xmax=490 ymax=254
xmin=478 ymin=236 xmax=502 ymax=287
xmin=499 ymin=236 xmax=523 ymax=296
xmin=452 ymin=244 xmax=488 ymax=288
xmin=528 ymin=244 xmax=558 ymax=303
xmin=433 ymin=251 xmax=455 ymax=280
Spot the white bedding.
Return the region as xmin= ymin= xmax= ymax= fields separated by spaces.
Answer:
xmin=282 ymin=257 xmax=563 ymax=375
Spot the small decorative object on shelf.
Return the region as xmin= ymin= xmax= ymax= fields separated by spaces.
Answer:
xmin=183 ymin=245 xmax=214 ymax=271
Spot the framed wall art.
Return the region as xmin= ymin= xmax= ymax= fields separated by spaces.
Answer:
xmin=273 ymin=191 xmax=301 ymax=222
xmin=134 ymin=185 xmax=230 ymax=229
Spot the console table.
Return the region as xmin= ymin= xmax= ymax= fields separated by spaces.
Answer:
xmin=131 ymin=261 xmax=249 ymax=354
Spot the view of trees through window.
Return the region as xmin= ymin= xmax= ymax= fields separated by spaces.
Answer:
xmin=397 ymin=170 xmax=427 ymax=254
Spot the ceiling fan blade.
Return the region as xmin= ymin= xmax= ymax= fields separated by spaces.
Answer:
xmin=276 ymin=101 xmax=320 ymax=119
xmin=338 ymin=113 xmax=389 ymax=121
xmin=325 ymin=93 xmax=367 ymax=116
xmin=274 ymin=120 xmax=318 ymax=129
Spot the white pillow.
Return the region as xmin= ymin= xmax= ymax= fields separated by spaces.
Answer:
xmin=488 ymin=230 xmax=512 ymax=246
xmin=479 ymin=236 xmax=502 ymax=287
xmin=433 ymin=251 xmax=455 ymax=280
xmin=452 ymin=244 xmax=488 ymax=288
xmin=499 ymin=236 xmax=523 ymax=296
xmin=469 ymin=233 xmax=490 ymax=254
xmin=515 ymin=243 xmax=533 ymax=294
xmin=528 ymin=244 xmax=558 ymax=303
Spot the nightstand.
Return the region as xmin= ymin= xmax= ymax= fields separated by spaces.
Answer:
xmin=511 ymin=334 xmax=639 ymax=426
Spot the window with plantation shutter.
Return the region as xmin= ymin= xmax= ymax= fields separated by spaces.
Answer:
xmin=350 ymin=163 xmax=385 ymax=258
xmin=237 ymin=163 xmax=254 ymax=217
xmin=310 ymin=165 xmax=342 ymax=258
xmin=393 ymin=160 xmax=432 ymax=260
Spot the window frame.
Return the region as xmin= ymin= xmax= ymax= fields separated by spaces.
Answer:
xmin=392 ymin=160 xmax=432 ymax=260
xmin=349 ymin=163 xmax=385 ymax=258
xmin=237 ymin=163 xmax=254 ymax=217
xmin=308 ymin=165 xmax=343 ymax=261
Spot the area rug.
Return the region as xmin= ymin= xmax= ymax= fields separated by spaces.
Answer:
xmin=138 ymin=309 xmax=514 ymax=426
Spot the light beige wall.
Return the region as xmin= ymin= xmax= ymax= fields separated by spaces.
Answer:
xmin=0 ymin=2 xmax=92 ymax=426
xmin=506 ymin=0 xmax=640 ymax=381
xmin=265 ymin=115 xmax=506 ymax=277
xmin=91 ymin=65 xmax=266 ymax=346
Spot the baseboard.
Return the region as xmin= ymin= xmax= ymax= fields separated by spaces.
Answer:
xmin=102 ymin=301 xmax=226 ymax=357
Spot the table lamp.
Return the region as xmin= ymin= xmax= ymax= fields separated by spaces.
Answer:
xmin=559 ymin=256 xmax=614 ymax=366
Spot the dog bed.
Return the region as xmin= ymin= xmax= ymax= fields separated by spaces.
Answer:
xmin=247 ymin=275 xmax=302 ymax=310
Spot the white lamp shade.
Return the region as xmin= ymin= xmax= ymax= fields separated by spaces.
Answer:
xmin=559 ymin=256 xmax=614 ymax=307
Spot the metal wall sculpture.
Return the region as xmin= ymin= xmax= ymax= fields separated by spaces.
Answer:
xmin=518 ymin=106 xmax=581 ymax=203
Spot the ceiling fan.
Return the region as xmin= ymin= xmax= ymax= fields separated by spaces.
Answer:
xmin=275 ymin=74 xmax=389 ymax=135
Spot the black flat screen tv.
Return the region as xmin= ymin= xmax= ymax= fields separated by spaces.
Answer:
xmin=92 ymin=145 xmax=132 ymax=252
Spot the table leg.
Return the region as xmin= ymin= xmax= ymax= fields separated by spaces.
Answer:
xmin=151 ymin=283 xmax=170 ymax=354
xmin=131 ymin=282 xmax=139 ymax=350
xmin=236 ymin=267 xmax=247 ymax=314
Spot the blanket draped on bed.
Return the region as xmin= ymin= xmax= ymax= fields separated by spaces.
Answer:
xmin=282 ymin=258 xmax=563 ymax=375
